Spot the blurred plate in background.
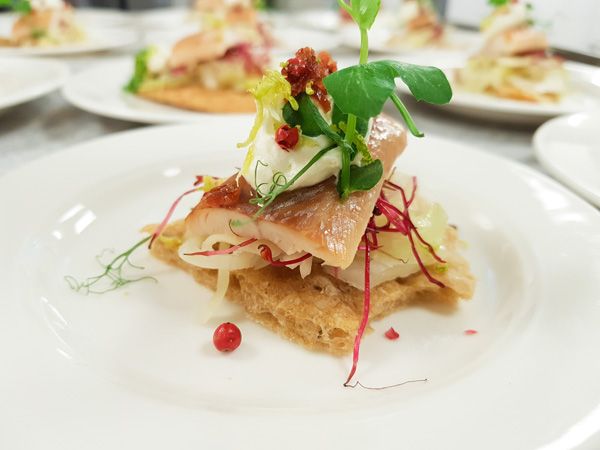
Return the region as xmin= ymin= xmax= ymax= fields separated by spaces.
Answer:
xmin=62 ymin=57 xmax=252 ymax=124
xmin=396 ymin=62 xmax=600 ymax=125
xmin=0 ymin=58 xmax=69 ymax=111
xmin=340 ymin=25 xmax=480 ymax=57
xmin=0 ymin=27 xmax=137 ymax=57
xmin=141 ymin=27 xmax=339 ymax=56
xmin=72 ymin=8 xmax=134 ymax=28
xmin=534 ymin=112 xmax=600 ymax=207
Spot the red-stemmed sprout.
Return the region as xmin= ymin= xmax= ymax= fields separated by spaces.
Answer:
xmin=258 ymin=244 xmax=312 ymax=266
xmin=344 ymin=230 xmax=374 ymax=386
xmin=148 ymin=176 xmax=205 ymax=249
xmin=344 ymin=176 xmax=446 ymax=385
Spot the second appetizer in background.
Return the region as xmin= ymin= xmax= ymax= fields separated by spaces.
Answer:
xmin=125 ymin=0 xmax=270 ymax=113
xmin=0 ymin=0 xmax=85 ymax=47
xmin=456 ymin=0 xmax=568 ymax=102
xmin=387 ymin=0 xmax=445 ymax=49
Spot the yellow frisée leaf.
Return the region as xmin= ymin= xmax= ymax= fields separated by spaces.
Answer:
xmin=202 ymin=175 xmax=222 ymax=192
xmin=240 ymin=145 xmax=256 ymax=177
xmin=157 ymin=235 xmax=183 ymax=249
xmin=237 ymin=71 xmax=298 ymax=150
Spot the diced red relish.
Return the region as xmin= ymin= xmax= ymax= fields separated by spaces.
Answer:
xmin=281 ymin=47 xmax=337 ymax=112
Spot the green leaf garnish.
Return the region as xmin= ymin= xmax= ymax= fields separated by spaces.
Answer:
xmin=282 ymin=94 xmax=322 ymax=137
xmin=332 ymin=103 xmax=368 ymax=137
xmin=488 ymin=0 xmax=509 ymax=6
xmin=323 ymin=60 xmax=452 ymax=135
xmin=124 ymin=48 xmax=152 ymax=94
xmin=65 ymin=236 xmax=155 ymax=294
xmin=30 ymin=28 xmax=46 ymax=40
xmin=337 ymin=159 xmax=383 ymax=196
xmin=338 ymin=0 xmax=381 ymax=30
xmin=0 ymin=0 xmax=32 ymax=14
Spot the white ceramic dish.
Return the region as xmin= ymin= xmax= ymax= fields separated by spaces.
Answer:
xmin=293 ymin=8 xmax=340 ymax=32
xmin=397 ymin=62 xmax=600 ymax=125
xmin=534 ymin=112 xmax=600 ymax=207
xmin=62 ymin=57 xmax=251 ymax=124
xmin=71 ymin=8 xmax=134 ymax=28
xmin=142 ymin=26 xmax=339 ymax=55
xmin=2 ymin=120 xmax=600 ymax=449
xmin=0 ymin=58 xmax=69 ymax=111
xmin=0 ymin=15 xmax=137 ymax=56
xmin=341 ymin=25 xmax=480 ymax=60
xmin=0 ymin=9 xmax=133 ymax=29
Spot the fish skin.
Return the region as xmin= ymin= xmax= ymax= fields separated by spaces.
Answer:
xmin=185 ymin=114 xmax=407 ymax=269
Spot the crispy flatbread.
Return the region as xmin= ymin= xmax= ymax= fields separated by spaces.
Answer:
xmin=139 ymin=85 xmax=255 ymax=113
xmin=148 ymin=221 xmax=475 ymax=355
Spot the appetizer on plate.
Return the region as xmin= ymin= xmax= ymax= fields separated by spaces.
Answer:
xmin=73 ymin=0 xmax=474 ymax=385
xmin=125 ymin=0 xmax=270 ymax=113
xmin=0 ymin=0 xmax=84 ymax=47
xmin=387 ymin=0 xmax=445 ymax=49
xmin=455 ymin=0 xmax=568 ymax=102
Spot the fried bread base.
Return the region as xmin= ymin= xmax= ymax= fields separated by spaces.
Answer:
xmin=139 ymin=85 xmax=255 ymax=113
xmin=148 ymin=221 xmax=475 ymax=355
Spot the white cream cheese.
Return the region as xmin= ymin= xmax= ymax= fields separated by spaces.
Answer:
xmin=246 ymin=100 xmax=363 ymax=192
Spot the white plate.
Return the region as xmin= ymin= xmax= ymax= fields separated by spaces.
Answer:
xmin=142 ymin=26 xmax=339 ymax=55
xmin=341 ymin=25 xmax=480 ymax=59
xmin=286 ymin=9 xmax=341 ymax=32
xmin=0 ymin=58 xmax=69 ymax=110
xmin=398 ymin=62 xmax=600 ymax=125
xmin=62 ymin=57 xmax=251 ymax=124
xmin=0 ymin=15 xmax=137 ymax=56
xmin=136 ymin=7 xmax=192 ymax=31
xmin=2 ymin=120 xmax=600 ymax=449
xmin=0 ymin=9 xmax=133 ymax=29
xmin=72 ymin=8 xmax=134 ymax=28
xmin=534 ymin=112 xmax=600 ymax=207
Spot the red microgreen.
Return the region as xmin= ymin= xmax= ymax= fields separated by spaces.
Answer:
xmin=464 ymin=329 xmax=478 ymax=335
xmin=375 ymin=177 xmax=446 ymax=288
xmin=344 ymin=232 xmax=372 ymax=387
xmin=385 ymin=327 xmax=400 ymax=340
xmin=148 ymin=187 xmax=202 ymax=249
xmin=184 ymin=238 xmax=257 ymax=257
xmin=258 ymin=244 xmax=312 ymax=266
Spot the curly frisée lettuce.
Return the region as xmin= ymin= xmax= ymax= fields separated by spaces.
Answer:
xmin=238 ymin=70 xmax=299 ymax=176
xmin=124 ymin=48 xmax=153 ymax=93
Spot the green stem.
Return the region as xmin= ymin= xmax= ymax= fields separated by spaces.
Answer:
xmin=253 ymin=144 xmax=337 ymax=218
xmin=390 ymin=93 xmax=424 ymax=138
xmin=359 ymin=27 xmax=369 ymax=65
xmin=340 ymin=25 xmax=370 ymax=198
xmin=340 ymin=144 xmax=351 ymax=200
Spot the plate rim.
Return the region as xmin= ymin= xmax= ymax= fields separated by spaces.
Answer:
xmin=533 ymin=111 xmax=600 ymax=207
xmin=2 ymin=123 xmax=600 ymax=449
xmin=61 ymin=56 xmax=254 ymax=124
xmin=0 ymin=27 xmax=138 ymax=56
xmin=0 ymin=57 xmax=69 ymax=109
